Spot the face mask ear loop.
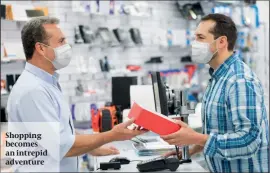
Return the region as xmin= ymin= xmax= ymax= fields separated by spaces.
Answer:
xmin=43 ymin=55 xmax=53 ymax=63
xmin=211 ymin=37 xmax=220 ymax=55
xmin=206 ymin=38 xmax=220 ymax=63
xmin=38 ymin=42 xmax=54 ymax=64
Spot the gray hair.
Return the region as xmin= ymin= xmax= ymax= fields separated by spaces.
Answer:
xmin=21 ymin=16 xmax=60 ymax=60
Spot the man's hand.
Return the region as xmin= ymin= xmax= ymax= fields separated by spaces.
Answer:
xmin=163 ymin=150 xmax=183 ymax=159
xmin=162 ymin=145 xmax=204 ymax=160
xmin=89 ymin=146 xmax=120 ymax=156
xmin=109 ymin=118 xmax=148 ymax=141
xmin=161 ymin=120 xmax=208 ymax=146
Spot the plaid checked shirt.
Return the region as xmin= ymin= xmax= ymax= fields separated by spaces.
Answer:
xmin=201 ymin=53 xmax=269 ymax=172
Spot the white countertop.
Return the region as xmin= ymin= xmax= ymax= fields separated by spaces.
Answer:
xmin=93 ymin=140 xmax=207 ymax=172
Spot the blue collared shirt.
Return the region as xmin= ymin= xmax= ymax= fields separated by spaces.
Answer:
xmin=202 ymin=53 xmax=269 ymax=172
xmin=7 ymin=62 xmax=77 ymax=172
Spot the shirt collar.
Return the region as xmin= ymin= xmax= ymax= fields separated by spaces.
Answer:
xmin=25 ymin=62 xmax=60 ymax=87
xmin=209 ymin=52 xmax=238 ymax=80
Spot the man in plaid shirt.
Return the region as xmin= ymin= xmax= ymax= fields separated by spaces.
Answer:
xmin=162 ymin=13 xmax=269 ymax=172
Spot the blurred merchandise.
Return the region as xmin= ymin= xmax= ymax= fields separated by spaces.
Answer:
xmin=78 ymin=25 xmax=95 ymax=44
xmin=103 ymin=56 xmax=110 ymax=72
xmin=241 ymin=4 xmax=260 ymax=28
xmin=71 ymin=1 xmax=91 ymax=13
xmin=99 ymin=56 xmax=110 ymax=72
xmin=75 ymin=79 xmax=84 ymax=96
xmin=5 ymin=4 xmax=39 ymax=21
xmin=129 ymin=28 xmax=143 ymax=45
xmin=145 ymin=56 xmax=163 ymax=64
xmin=78 ymin=154 xmax=90 ymax=172
xmin=107 ymin=30 xmax=120 ymax=47
xmin=122 ymin=2 xmax=151 ymax=17
xmin=96 ymin=27 xmax=113 ymax=46
xmin=34 ymin=7 xmax=49 ymax=16
xmin=91 ymin=102 xmax=119 ymax=132
xmin=74 ymin=26 xmax=84 ymax=44
xmin=113 ymin=28 xmax=133 ymax=46
xmin=176 ymin=2 xmax=204 ymax=20
xmin=126 ymin=65 xmax=141 ymax=72
xmin=212 ymin=5 xmax=232 ymax=17
xmin=109 ymin=0 xmax=115 ymax=15
xmin=180 ymin=55 xmax=192 ymax=63
xmin=167 ymin=29 xmax=173 ymax=47
xmin=25 ymin=9 xmax=45 ymax=17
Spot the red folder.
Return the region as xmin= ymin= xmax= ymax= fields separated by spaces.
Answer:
xmin=128 ymin=102 xmax=181 ymax=135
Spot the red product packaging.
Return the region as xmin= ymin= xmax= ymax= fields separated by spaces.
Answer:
xmin=128 ymin=102 xmax=181 ymax=135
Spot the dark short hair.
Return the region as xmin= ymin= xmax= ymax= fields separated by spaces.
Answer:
xmin=21 ymin=16 xmax=60 ymax=60
xmin=201 ymin=13 xmax=237 ymax=51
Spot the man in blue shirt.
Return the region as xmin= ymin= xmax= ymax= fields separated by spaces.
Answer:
xmin=162 ymin=14 xmax=269 ymax=172
xmin=7 ymin=16 xmax=146 ymax=172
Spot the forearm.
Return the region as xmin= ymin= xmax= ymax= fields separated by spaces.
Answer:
xmin=65 ymin=131 xmax=114 ymax=157
xmin=88 ymin=147 xmax=103 ymax=156
xmin=203 ymin=127 xmax=261 ymax=160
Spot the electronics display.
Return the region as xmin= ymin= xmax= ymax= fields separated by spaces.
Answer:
xmin=136 ymin=156 xmax=180 ymax=172
xmin=151 ymin=72 xmax=169 ymax=116
xmin=112 ymin=76 xmax=137 ymax=111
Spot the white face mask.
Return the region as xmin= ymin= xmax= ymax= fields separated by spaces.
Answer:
xmin=191 ymin=39 xmax=218 ymax=64
xmin=41 ymin=43 xmax=72 ymax=70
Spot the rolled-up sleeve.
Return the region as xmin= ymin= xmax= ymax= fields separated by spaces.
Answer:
xmin=17 ymin=88 xmax=75 ymax=159
xmin=203 ymin=78 xmax=263 ymax=160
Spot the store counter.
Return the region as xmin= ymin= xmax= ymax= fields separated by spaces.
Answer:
xmin=93 ymin=138 xmax=207 ymax=172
